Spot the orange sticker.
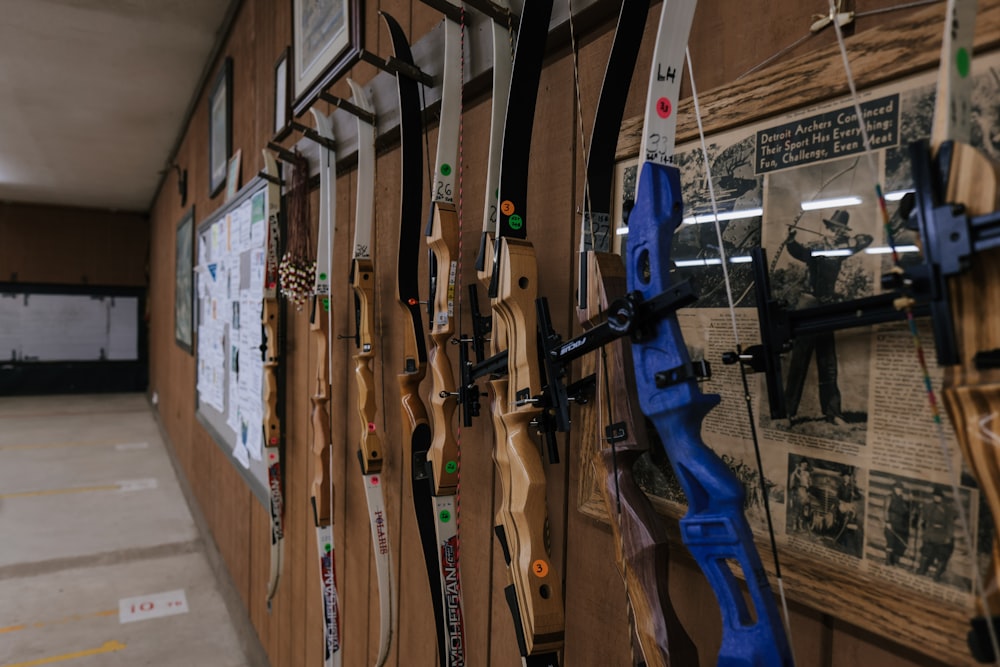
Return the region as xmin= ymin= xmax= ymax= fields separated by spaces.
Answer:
xmin=500 ymin=200 xmax=515 ymax=216
xmin=532 ymin=559 xmax=549 ymax=578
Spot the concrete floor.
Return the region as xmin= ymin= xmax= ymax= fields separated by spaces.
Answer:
xmin=0 ymin=393 xmax=265 ymax=667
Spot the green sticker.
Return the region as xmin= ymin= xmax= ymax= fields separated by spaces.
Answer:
xmin=445 ymin=460 xmax=457 ymax=474
xmin=957 ymin=47 xmax=971 ymax=78
xmin=319 ymin=272 xmax=327 ymax=281
xmin=439 ymin=510 xmax=452 ymax=523
xmin=441 ymin=164 xmax=452 ymax=176
xmin=509 ymin=214 xmax=523 ymax=230
xmin=322 ymin=297 xmax=330 ymax=312
xmin=324 ymin=543 xmax=332 ymax=554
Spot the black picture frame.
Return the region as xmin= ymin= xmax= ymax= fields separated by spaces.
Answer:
xmin=274 ymin=48 xmax=292 ymax=140
xmin=174 ymin=207 xmax=195 ymax=354
xmin=291 ymin=0 xmax=363 ymax=116
xmin=208 ymin=57 xmax=233 ymax=198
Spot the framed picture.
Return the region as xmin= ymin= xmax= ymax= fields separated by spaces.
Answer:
xmin=291 ymin=0 xmax=363 ymax=115
xmin=274 ymin=48 xmax=291 ymax=139
xmin=174 ymin=207 xmax=195 ymax=353
xmin=225 ymin=149 xmax=243 ymax=202
xmin=208 ymin=57 xmax=233 ymax=198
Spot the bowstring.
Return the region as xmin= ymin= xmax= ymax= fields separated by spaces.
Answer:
xmin=828 ymin=3 xmax=1000 ymax=662
xmin=455 ymin=1 xmax=466 ymax=594
xmin=685 ymin=48 xmax=797 ymax=661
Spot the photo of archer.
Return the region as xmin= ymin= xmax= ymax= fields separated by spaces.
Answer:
xmin=786 ymin=454 xmax=865 ymax=558
xmin=866 ymin=471 xmax=974 ymax=592
xmin=763 ymin=156 xmax=880 ymax=442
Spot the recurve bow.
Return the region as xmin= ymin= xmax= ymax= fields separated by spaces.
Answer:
xmin=261 ymin=148 xmax=285 ymax=609
xmin=625 ymin=0 xmax=795 ymax=663
xmin=487 ymin=0 xmax=565 ymax=662
xmin=574 ymin=1 xmax=698 ymax=664
xmin=307 ymin=106 xmax=342 ymax=667
xmin=422 ymin=2 xmax=469 ymax=664
xmin=909 ymin=0 xmax=1000 ymax=658
xmin=338 ymin=74 xmax=394 ymax=667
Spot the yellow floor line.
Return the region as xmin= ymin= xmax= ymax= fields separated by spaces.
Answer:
xmin=2 ymin=640 xmax=126 ymax=667
xmin=0 ymin=484 xmax=121 ymax=499
xmin=0 ymin=609 xmax=117 ymax=634
xmin=0 ymin=440 xmax=118 ymax=451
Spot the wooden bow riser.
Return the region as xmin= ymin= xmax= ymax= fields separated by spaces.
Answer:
xmin=491 ymin=237 xmax=565 ymax=654
xmin=940 ymin=140 xmax=1000 ymax=619
xmin=352 ymin=258 xmax=383 ymax=475
xmin=427 ymin=201 xmax=461 ymax=495
xmin=310 ymin=295 xmax=334 ymax=526
xmin=581 ymin=251 xmax=699 ymax=667
xmin=257 ymin=148 xmax=286 ymax=608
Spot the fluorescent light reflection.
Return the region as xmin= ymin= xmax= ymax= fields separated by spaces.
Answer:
xmin=884 ymin=190 xmax=914 ymax=202
xmin=811 ymin=249 xmax=853 ymax=257
xmin=675 ymin=256 xmax=753 ymax=267
xmin=682 ymin=207 xmax=763 ymax=225
xmin=864 ymin=245 xmax=920 ymax=255
xmin=801 ymin=196 xmax=863 ymax=211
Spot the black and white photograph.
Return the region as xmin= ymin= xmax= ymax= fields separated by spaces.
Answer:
xmin=787 ymin=454 xmax=866 ymax=558
xmin=762 ymin=156 xmax=879 ymax=440
xmin=866 ymin=471 xmax=976 ymax=593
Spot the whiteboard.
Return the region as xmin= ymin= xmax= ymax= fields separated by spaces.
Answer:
xmin=0 ymin=293 xmax=139 ymax=362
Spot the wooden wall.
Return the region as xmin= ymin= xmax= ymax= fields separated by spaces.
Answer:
xmin=0 ymin=202 xmax=147 ymax=286
xmin=146 ymin=1 xmax=960 ymax=665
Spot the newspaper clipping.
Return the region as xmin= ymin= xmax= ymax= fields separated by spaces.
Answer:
xmin=613 ymin=52 xmax=1000 ymax=609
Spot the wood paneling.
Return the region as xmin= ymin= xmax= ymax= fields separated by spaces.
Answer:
xmin=145 ymin=2 xmax=968 ymax=666
xmin=0 ymin=202 xmax=147 ymax=286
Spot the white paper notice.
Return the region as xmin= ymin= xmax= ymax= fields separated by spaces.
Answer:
xmin=116 ymin=478 xmax=158 ymax=492
xmin=233 ymin=439 xmax=251 ymax=469
xmin=119 ymin=589 xmax=189 ymax=624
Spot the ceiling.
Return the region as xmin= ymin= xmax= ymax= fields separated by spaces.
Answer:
xmin=0 ymin=0 xmax=233 ymax=212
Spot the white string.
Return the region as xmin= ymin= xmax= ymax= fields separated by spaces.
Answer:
xmin=685 ymin=47 xmax=796 ymax=663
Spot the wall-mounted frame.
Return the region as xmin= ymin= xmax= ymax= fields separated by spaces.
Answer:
xmin=175 ymin=207 xmax=195 ymax=354
xmin=208 ymin=57 xmax=233 ymax=198
xmin=575 ymin=4 xmax=1000 ymax=665
xmin=225 ymin=149 xmax=242 ymax=203
xmin=291 ymin=0 xmax=363 ymax=115
xmin=274 ymin=47 xmax=292 ymax=139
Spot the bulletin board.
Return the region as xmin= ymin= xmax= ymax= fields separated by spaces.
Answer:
xmin=194 ymin=175 xmax=281 ymax=506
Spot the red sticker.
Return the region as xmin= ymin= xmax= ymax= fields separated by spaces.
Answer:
xmin=371 ymin=476 xmax=380 ymax=485
xmin=368 ymin=422 xmax=376 ymax=433
xmin=656 ymin=97 xmax=672 ymax=119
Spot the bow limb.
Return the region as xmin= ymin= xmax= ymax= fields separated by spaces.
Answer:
xmin=261 ymin=148 xmax=285 ymax=608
